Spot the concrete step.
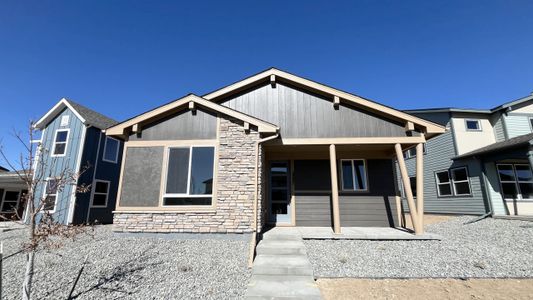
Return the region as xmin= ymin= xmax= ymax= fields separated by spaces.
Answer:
xmin=256 ymin=240 xmax=307 ymax=256
xmin=253 ymin=255 xmax=314 ymax=276
xmin=245 ymin=275 xmax=321 ymax=300
xmin=261 ymin=231 xmax=302 ymax=242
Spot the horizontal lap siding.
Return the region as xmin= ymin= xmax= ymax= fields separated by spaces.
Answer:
xmin=221 ymin=82 xmax=407 ymax=138
xmin=505 ymin=114 xmax=533 ymax=138
xmin=295 ymin=195 xmax=332 ymax=227
xmin=402 ymin=123 xmax=488 ymax=215
xmin=339 ymin=196 xmax=397 ymax=226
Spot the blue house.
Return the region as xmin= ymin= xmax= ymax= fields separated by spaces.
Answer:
xmin=32 ymin=98 xmax=123 ymax=224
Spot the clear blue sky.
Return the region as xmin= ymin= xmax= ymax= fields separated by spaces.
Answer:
xmin=1 ymin=0 xmax=533 ymax=166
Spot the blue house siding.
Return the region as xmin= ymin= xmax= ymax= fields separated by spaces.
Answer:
xmin=34 ymin=108 xmax=85 ymax=224
xmin=402 ymin=120 xmax=488 ymax=215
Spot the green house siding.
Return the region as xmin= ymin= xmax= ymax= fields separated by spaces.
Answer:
xmin=504 ymin=114 xmax=533 ymax=138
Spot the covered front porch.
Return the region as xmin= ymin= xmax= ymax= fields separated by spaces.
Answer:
xmin=261 ymin=137 xmax=427 ymax=235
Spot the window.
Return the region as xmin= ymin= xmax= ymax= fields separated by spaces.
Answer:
xmin=403 ymin=144 xmax=427 ymax=159
xmin=451 ymin=167 xmax=472 ymax=196
xmin=465 ymin=119 xmax=481 ymax=131
xmin=60 ymin=115 xmax=70 ymax=126
xmin=43 ymin=179 xmax=59 ymax=211
xmin=529 ymin=117 xmax=533 ymax=132
xmin=91 ymin=180 xmax=110 ymax=207
xmin=435 ymin=170 xmax=452 ymax=196
xmin=1 ymin=190 xmax=20 ymax=213
xmin=497 ymin=164 xmax=533 ymax=200
xmin=103 ymin=137 xmax=119 ymax=163
xmin=340 ymin=159 xmax=368 ymax=191
xmin=408 ymin=176 xmax=417 ymax=197
xmin=52 ymin=129 xmax=69 ymax=156
xmin=163 ymin=146 xmax=215 ymax=205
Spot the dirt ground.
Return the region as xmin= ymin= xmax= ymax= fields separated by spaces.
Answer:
xmin=402 ymin=213 xmax=454 ymax=230
xmin=318 ymin=278 xmax=533 ymax=300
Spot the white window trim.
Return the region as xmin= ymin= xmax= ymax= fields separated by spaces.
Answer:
xmin=450 ymin=167 xmax=472 ymax=196
xmin=403 ymin=144 xmax=427 ymax=160
xmin=90 ymin=179 xmax=111 ymax=208
xmin=51 ymin=129 xmax=70 ymax=157
xmin=0 ymin=190 xmax=21 ymax=213
xmin=497 ymin=163 xmax=533 ymax=202
xmin=465 ymin=119 xmax=482 ymax=132
xmin=102 ymin=136 xmax=120 ymax=163
xmin=162 ymin=146 xmax=216 ymax=205
xmin=340 ymin=159 xmax=369 ymax=192
xmin=529 ymin=117 xmax=533 ymax=132
xmin=435 ymin=170 xmax=453 ymax=197
xmin=42 ymin=178 xmax=59 ymax=213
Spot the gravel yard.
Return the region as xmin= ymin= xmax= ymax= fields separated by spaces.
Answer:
xmin=0 ymin=225 xmax=251 ymax=299
xmin=305 ymin=216 xmax=533 ymax=278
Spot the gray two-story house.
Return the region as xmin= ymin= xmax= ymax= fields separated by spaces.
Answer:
xmin=403 ymin=93 xmax=533 ymax=217
xmin=32 ymin=98 xmax=123 ymax=224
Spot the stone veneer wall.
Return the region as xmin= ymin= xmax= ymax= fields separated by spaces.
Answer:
xmin=113 ymin=116 xmax=264 ymax=233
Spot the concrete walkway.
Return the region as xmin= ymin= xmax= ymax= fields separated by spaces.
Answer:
xmin=297 ymin=226 xmax=441 ymax=240
xmin=245 ymin=228 xmax=322 ymax=300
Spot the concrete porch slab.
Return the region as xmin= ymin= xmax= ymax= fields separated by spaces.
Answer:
xmin=296 ymin=226 xmax=441 ymax=240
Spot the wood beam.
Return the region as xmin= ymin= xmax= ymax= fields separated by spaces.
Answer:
xmin=416 ymin=142 xmax=425 ymax=229
xmin=244 ymin=122 xmax=250 ymax=133
xmin=333 ymin=95 xmax=340 ymax=109
xmin=329 ymin=144 xmax=341 ymax=234
xmin=131 ymin=123 xmax=140 ymax=134
xmin=394 ymin=143 xmax=422 ymax=235
xmin=270 ymin=74 xmax=276 ymax=88
xmin=405 ymin=121 xmax=415 ymax=131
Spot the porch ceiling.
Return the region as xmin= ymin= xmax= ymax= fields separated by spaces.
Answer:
xmin=264 ymin=144 xmax=401 ymax=159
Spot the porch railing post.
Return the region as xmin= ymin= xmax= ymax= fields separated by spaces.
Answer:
xmin=394 ymin=143 xmax=422 ymax=235
xmin=329 ymin=144 xmax=341 ymax=234
xmin=416 ymin=142 xmax=425 ymax=230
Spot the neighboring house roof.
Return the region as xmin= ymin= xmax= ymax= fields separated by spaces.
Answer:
xmin=0 ymin=170 xmax=28 ymax=185
xmin=454 ymin=132 xmax=533 ymax=160
xmin=404 ymin=92 xmax=533 ymax=115
xmin=0 ymin=166 xmax=9 ymax=172
xmin=106 ymin=94 xmax=279 ymax=138
xmin=202 ymin=68 xmax=445 ymax=137
xmin=34 ymin=98 xmax=118 ymax=130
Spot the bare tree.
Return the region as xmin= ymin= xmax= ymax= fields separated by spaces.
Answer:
xmin=0 ymin=121 xmax=91 ymax=300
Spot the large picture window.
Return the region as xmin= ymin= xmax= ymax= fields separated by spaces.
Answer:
xmin=497 ymin=164 xmax=533 ymax=200
xmin=163 ymin=146 xmax=215 ymax=206
xmin=52 ymin=129 xmax=69 ymax=156
xmin=340 ymin=159 xmax=368 ymax=191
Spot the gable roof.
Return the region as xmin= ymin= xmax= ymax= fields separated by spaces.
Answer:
xmin=105 ymin=94 xmax=279 ymax=138
xmin=454 ymin=132 xmax=533 ymax=160
xmin=34 ymin=98 xmax=118 ymax=130
xmin=202 ymin=68 xmax=445 ymax=138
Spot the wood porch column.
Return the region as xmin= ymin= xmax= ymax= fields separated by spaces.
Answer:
xmin=416 ymin=142 xmax=425 ymax=229
xmin=329 ymin=144 xmax=341 ymax=234
xmin=394 ymin=143 xmax=422 ymax=235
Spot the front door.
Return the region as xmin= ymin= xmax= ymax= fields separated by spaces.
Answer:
xmin=268 ymin=161 xmax=292 ymax=224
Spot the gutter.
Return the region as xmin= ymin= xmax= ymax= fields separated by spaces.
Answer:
xmin=248 ymin=132 xmax=279 ymax=268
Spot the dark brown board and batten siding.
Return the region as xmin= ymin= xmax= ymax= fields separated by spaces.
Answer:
xmin=129 ymin=109 xmax=217 ymax=141
xmin=220 ymin=82 xmax=407 ymax=138
xmin=292 ymin=159 xmax=397 ymax=227
xmin=120 ymin=147 xmax=164 ymax=207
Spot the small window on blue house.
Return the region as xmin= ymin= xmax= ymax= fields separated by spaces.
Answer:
xmin=103 ymin=137 xmax=119 ymax=163
xmin=43 ymin=179 xmax=59 ymax=211
xmin=340 ymin=159 xmax=368 ymax=191
xmin=465 ymin=119 xmax=481 ymax=131
xmin=52 ymin=129 xmax=69 ymax=156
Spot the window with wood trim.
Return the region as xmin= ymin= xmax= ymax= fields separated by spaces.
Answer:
xmin=43 ymin=179 xmax=59 ymax=211
xmin=52 ymin=129 xmax=69 ymax=156
xmin=103 ymin=137 xmax=119 ymax=163
xmin=91 ymin=180 xmax=110 ymax=207
xmin=340 ymin=159 xmax=368 ymax=191
xmin=163 ymin=146 xmax=215 ymax=205
xmin=435 ymin=170 xmax=452 ymax=197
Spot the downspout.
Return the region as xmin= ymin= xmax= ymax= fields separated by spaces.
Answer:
xmin=248 ymin=132 xmax=279 ymax=268
xmin=465 ymin=156 xmax=494 ymax=225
